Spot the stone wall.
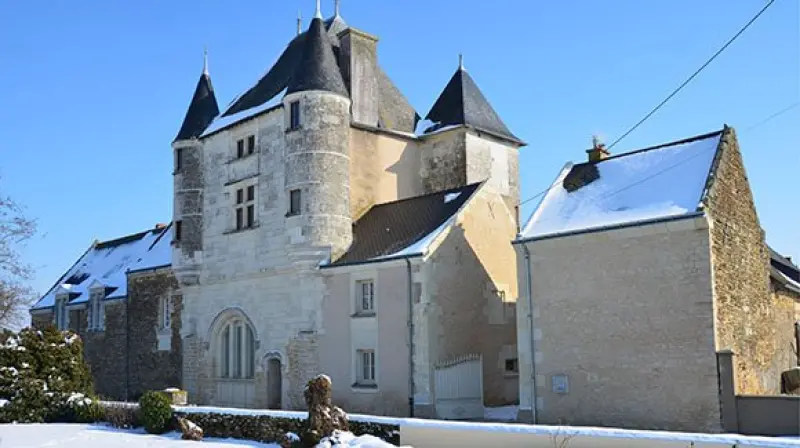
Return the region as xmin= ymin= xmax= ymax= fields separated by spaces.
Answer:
xmin=173 ymin=140 xmax=204 ymax=258
xmin=518 ymin=215 xmax=721 ymax=432
xmin=424 ymin=186 xmax=519 ymax=407
xmin=83 ymin=300 xmax=128 ymax=400
xmin=30 ymin=312 xmax=52 ymax=329
xmin=704 ymin=128 xmax=779 ymax=394
xmin=770 ymin=280 xmax=800 ymax=378
xmin=464 ymin=131 xmax=521 ymax=216
xmin=419 ymin=128 xmax=467 ymax=194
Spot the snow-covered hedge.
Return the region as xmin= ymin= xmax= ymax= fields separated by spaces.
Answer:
xmin=0 ymin=326 xmax=100 ymax=423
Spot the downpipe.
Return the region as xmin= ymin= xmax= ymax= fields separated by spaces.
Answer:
xmin=405 ymin=258 xmax=415 ymax=417
xmin=523 ymin=245 xmax=537 ymax=423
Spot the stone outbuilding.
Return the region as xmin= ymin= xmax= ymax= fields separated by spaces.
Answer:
xmin=513 ymin=127 xmax=800 ymax=432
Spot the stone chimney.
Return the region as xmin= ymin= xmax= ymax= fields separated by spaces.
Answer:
xmin=586 ymin=135 xmax=610 ymax=162
xmin=154 ymin=223 xmax=167 ymax=229
xmin=337 ymin=27 xmax=379 ymax=126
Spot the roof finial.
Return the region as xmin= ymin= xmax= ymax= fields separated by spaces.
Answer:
xmin=314 ymin=0 xmax=322 ymax=19
xmin=458 ymin=53 xmax=464 ymax=71
xmin=335 ymin=0 xmax=341 ymax=16
xmin=203 ymin=46 xmax=209 ymax=75
xmin=297 ymin=10 xmax=303 ymax=35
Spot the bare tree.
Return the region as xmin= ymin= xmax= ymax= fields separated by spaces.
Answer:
xmin=0 ymin=188 xmax=37 ymax=330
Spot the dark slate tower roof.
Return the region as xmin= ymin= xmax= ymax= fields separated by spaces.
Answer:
xmin=174 ymin=61 xmax=220 ymax=142
xmin=423 ymin=65 xmax=520 ymax=143
xmin=286 ymin=16 xmax=348 ymax=98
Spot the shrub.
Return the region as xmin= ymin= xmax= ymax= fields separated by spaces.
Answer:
xmin=0 ymin=326 xmax=95 ymax=423
xmin=139 ymin=391 xmax=173 ymax=434
xmin=69 ymin=393 xmax=104 ymax=423
xmin=104 ymin=403 xmax=141 ymax=429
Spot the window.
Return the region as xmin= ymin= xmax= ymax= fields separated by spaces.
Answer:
xmin=356 ymin=349 xmax=376 ymax=385
xmin=247 ymin=135 xmax=255 ymax=155
xmin=236 ymin=139 xmax=245 ymax=158
xmin=356 ymin=280 xmax=374 ymax=314
xmin=289 ymin=101 xmax=300 ymax=130
xmin=160 ymin=296 xmax=172 ymax=330
xmin=218 ymin=320 xmax=256 ymax=379
xmin=175 ymin=148 xmax=183 ymax=172
xmin=54 ymin=296 xmax=68 ymax=330
xmin=175 ymin=220 xmax=182 ymax=242
xmin=87 ymin=292 xmax=104 ymax=331
xmin=289 ymin=189 xmax=301 ymax=216
xmin=505 ymin=358 xmax=519 ymax=374
xmin=235 ymin=186 xmax=256 ymax=230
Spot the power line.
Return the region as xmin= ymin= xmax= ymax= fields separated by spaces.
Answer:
xmin=743 ymin=101 xmax=800 ymax=132
xmin=606 ymin=0 xmax=777 ymax=151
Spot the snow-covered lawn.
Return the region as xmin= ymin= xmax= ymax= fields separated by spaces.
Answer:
xmin=0 ymin=424 xmax=405 ymax=447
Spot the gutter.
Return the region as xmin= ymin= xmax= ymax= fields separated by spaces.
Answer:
xmin=514 ymin=211 xmax=705 ymax=245
xmin=405 ymin=259 xmax=415 ymax=418
xmin=522 ymin=245 xmax=537 ymax=423
xmin=319 ymin=253 xmax=422 ymax=270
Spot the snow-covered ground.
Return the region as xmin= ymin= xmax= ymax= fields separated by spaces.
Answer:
xmin=0 ymin=424 xmax=406 ymax=448
xmin=483 ymin=405 xmax=519 ymax=422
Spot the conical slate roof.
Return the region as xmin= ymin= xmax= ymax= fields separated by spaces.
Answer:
xmin=174 ymin=70 xmax=219 ymax=142
xmin=424 ymin=67 xmax=519 ymax=143
xmin=286 ymin=17 xmax=348 ymax=97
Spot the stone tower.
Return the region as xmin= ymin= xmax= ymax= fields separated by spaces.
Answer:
xmin=172 ymin=52 xmax=219 ymax=286
xmin=283 ymin=11 xmax=353 ymax=261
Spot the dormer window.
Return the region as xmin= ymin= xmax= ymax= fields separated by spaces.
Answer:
xmin=54 ymin=296 xmax=68 ymax=331
xmin=87 ymin=290 xmax=105 ymax=331
xmin=289 ymin=101 xmax=301 ymax=130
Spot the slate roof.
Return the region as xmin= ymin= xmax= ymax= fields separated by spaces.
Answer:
xmin=421 ymin=67 xmax=520 ymax=144
xmin=31 ymin=224 xmax=173 ymax=310
xmin=286 ymin=17 xmax=348 ymax=97
xmin=520 ymin=130 xmax=724 ymax=240
xmin=174 ymin=70 xmax=220 ymax=142
xmin=325 ymin=183 xmax=483 ymax=267
xmin=769 ymin=245 xmax=800 ymax=285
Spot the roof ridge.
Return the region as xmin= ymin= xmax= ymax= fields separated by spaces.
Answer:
xmin=596 ymin=128 xmax=724 ymax=164
xmin=366 ymin=182 xmax=484 ymax=211
xmin=147 ymin=222 xmax=173 ymax=251
xmin=95 ymin=225 xmax=163 ymax=250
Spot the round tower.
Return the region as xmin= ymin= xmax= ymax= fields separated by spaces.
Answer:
xmin=283 ymin=9 xmax=352 ymax=260
xmin=172 ymin=51 xmax=219 ymax=285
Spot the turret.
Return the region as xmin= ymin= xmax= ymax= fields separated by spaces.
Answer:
xmin=283 ymin=5 xmax=352 ymax=261
xmin=172 ymin=50 xmax=219 ymax=285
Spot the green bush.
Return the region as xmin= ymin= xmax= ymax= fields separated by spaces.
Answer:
xmin=139 ymin=391 xmax=173 ymax=434
xmin=69 ymin=394 xmax=104 ymax=423
xmin=0 ymin=326 xmax=95 ymax=423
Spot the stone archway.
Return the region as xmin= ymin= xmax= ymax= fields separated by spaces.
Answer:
xmin=265 ymin=352 xmax=283 ymax=409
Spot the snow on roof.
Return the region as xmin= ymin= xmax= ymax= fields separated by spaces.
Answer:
xmin=31 ymin=225 xmax=173 ymax=310
xmin=200 ymin=89 xmax=286 ymax=138
xmin=520 ymin=131 xmax=722 ymax=240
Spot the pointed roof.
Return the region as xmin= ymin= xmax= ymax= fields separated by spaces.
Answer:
xmin=174 ymin=60 xmax=220 ymax=142
xmin=286 ymin=16 xmax=348 ymax=97
xmin=423 ymin=64 xmax=520 ymax=144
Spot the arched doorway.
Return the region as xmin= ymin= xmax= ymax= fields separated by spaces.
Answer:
xmin=266 ymin=356 xmax=282 ymax=409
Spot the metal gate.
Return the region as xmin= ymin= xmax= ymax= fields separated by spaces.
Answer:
xmin=433 ymin=353 xmax=483 ymax=420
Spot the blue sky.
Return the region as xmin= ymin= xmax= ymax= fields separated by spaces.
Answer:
xmin=0 ymin=0 xmax=797 ymax=298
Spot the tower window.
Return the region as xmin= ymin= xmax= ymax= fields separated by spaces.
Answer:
xmin=175 ymin=148 xmax=183 ymax=172
xmin=235 ymin=186 xmax=256 ymax=230
xmin=289 ymin=189 xmax=301 ymax=216
xmin=175 ymin=220 xmax=182 ymax=242
xmin=289 ymin=101 xmax=301 ymax=130
xmin=236 ymin=139 xmax=245 ymax=159
xmin=247 ymin=135 xmax=255 ymax=155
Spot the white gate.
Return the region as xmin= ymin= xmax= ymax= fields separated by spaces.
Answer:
xmin=433 ymin=353 xmax=483 ymax=420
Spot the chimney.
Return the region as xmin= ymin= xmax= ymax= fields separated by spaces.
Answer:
xmin=586 ymin=135 xmax=610 ymax=162
xmin=337 ymin=27 xmax=379 ymax=126
xmin=154 ymin=223 xmax=167 ymax=229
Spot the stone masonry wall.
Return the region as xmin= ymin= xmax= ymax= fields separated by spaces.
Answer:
xmin=704 ymin=128 xmax=778 ymax=394
xmin=425 ymin=186 xmax=519 ymax=406
xmin=521 ymin=216 xmax=720 ymax=432
xmin=83 ymin=300 xmax=128 ymax=399
xmin=174 ymin=141 xmax=204 ymax=258
xmin=31 ymin=312 xmax=52 ymax=329
xmin=770 ymin=280 xmax=800 ymax=383
xmin=419 ymin=129 xmax=467 ymax=195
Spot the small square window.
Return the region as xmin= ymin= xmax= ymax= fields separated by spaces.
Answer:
xmin=236 ymin=188 xmax=244 ymax=205
xmin=505 ymin=358 xmax=519 ymax=374
xmin=290 ymin=101 xmax=300 ymax=130
xmin=356 ymin=280 xmax=374 ymax=314
xmin=247 ymin=185 xmax=255 ymax=202
xmin=175 ymin=220 xmax=182 ymax=241
xmin=289 ymin=189 xmax=301 ymax=216
xmin=247 ymin=135 xmax=255 ymax=154
xmin=237 ymin=139 xmax=245 ymax=158
xmin=357 ymin=349 xmax=376 ymax=385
